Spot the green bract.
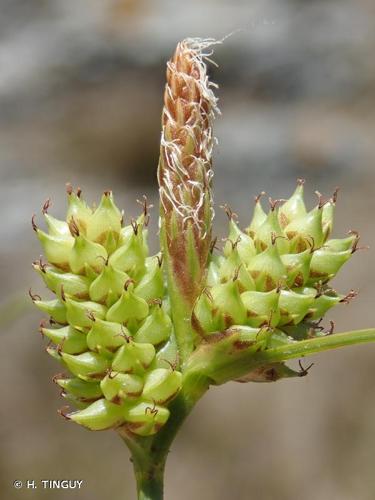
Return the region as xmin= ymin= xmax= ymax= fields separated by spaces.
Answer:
xmin=32 ymin=189 xmax=181 ymax=435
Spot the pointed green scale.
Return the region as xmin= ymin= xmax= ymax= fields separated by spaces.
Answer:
xmin=241 ymin=289 xmax=280 ymax=328
xmin=255 ymin=209 xmax=289 ymax=254
xmin=134 ymin=304 xmax=172 ymax=345
xmin=284 ymin=205 xmax=325 ymax=252
xmin=322 ymin=198 xmax=336 ymax=241
xmin=112 ymin=341 xmax=155 ymax=374
xmin=278 ymin=180 xmax=307 ymax=228
xmin=223 ymin=219 xmax=256 ymax=264
xmin=124 ymin=402 xmax=170 ymax=436
xmin=34 ymin=264 xmax=90 ymax=300
xmin=44 ymin=213 xmax=71 ymax=238
xmin=46 ymin=345 xmax=67 ymax=364
xmin=34 ymin=298 xmax=67 ymax=324
xmin=65 ymin=298 xmax=107 ymax=328
xmin=62 ymin=352 xmax=110 ymax=380
xmin=86 ymin=192 xmax=122 ymax=246
xmin=211 ymin=280 xmax=247 ymax=328
xmin=324 ymin=233 xmax=357 ymax=252
xmin=308 ymin=248 xmax=352 ymax=284
xmin=278 ymin=290 xmax=315 ymax=326
xmin=246 ymin=195 xmax=267 ymax=237
xmin=61 ymin=392 xmax=91 ymax=410
xmin=119 ymin=218 xmax=149 ymax=256
xmin=219 ymin=248 xmax=255 ymax=292
xmin=86 ymin=318 xmax=128 ymax=352
xmin=100 ymin=373 xmax=144 ymax=402
xmin=66 ymin=190 xmax=93 ymax=235
xmin=109 ymin=225 xmax=146 ymax=278
xmin=281 ymin=249 xmax=313 ymax=287
xmin=106 ymin=284 xmax=149 ymax=330
xmin=89 ymin=264 xmax=129 ymax=305
xmin=155 ymin=333 xmax=179 ymax=369
xmin=69 ymin=234 xmax=107 ymax=275
xmin=206 ymin=256 xmax=223 ymax=287
xmin=247 ymin=242 xmax=286 ymax=292
xmin=192 ymin=291 xmax=218 ymax=333
xmin=36 ymin=230 xmax=74 ymax=271
xmin=142 ymin=368 xmax=182 ymax=404
xmin=308 ymin=293 xmax=342 ymax=320
xmin=41 ymin=325 xmax=87 ymax=354
xmin=105 ymin=230 xmax=121 ymax=256
xmin=55 ymin=377 xmax=103 ymax=401
xmin=69 ymin=399 xmax=125 ymax=430
xmin=134 ymin=256 xmax=164 ymax=302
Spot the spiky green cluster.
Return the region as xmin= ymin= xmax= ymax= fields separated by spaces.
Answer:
xmin=193 ymin=181 xmax=359 ymax=347
xmin=32 ymin=187 xmax=182 ymax=435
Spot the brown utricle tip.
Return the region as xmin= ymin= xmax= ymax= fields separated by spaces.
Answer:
xmin=66 ymin=183 xmax=73 ymax=195
xmin=341 ymin=289 xmax=358 ymax=304
xmin=42 ymin=198 xmax=51 ymax=214
xmin=124 ymin=279 xmax=135 ymax=291
xmin=332 ymin=187 xmax=339 ymax=203
xmin=298 ymin=360 xmax=314 ymax=377
xmin=58 ymin=406 xmax=71 ymax=420
xmin=314 ymin=191 xmax=327 ymax=209
xmin=86 ymin=310 xmax=96 ymax=322
xmin=28 ymin=288 xmax=41 ymax=302
xmin=220 ymin=204 xmax=237 ymax=221
xmin=254 ymin=191 xmax=266 ymax=204
xmin=149 ymin=298 xmax=162 ymax=307
xmin=31 ymin=214 xmax=38 ymax=232
xmin=52 ymin=372 xmax=67 ymax=384
xmin=268 ymin=197 xmax=286 ymax=211
xmin=130 ymin=219 xmax=139 ymax=235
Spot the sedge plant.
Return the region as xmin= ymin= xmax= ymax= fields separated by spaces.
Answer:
xmin=30 ymin=38 xmax=375 ymax=500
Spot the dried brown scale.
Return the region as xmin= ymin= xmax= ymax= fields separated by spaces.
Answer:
xmin=158 ymin=39 xmax=218 ymax=304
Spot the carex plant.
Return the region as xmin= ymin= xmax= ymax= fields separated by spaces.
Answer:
xmin=31 ymin=38 xmax=375 ymax=500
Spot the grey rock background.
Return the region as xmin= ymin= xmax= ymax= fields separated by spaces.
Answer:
xmin=1 ymin=1 xmax=375 ymax=499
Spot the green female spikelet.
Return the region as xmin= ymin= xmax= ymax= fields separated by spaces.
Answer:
xmin=192 ymin=182 xmax=363 ymax=381
xmin=31 ymin=188 xmax=181 ymax=435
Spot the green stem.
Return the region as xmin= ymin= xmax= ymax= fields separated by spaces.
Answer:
xmin=120 ymin=378 xmax=209 ymax=500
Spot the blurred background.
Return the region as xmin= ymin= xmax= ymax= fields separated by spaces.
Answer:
xmin=1 ymin=0 xmax=375 ymax=499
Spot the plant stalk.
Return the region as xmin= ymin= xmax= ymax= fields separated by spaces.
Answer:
xmin=119 ymin=376 xmax=210 ymax=500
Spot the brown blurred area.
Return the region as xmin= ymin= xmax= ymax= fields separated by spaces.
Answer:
xmin=1 ymin=1 xmax=375 ymax=499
